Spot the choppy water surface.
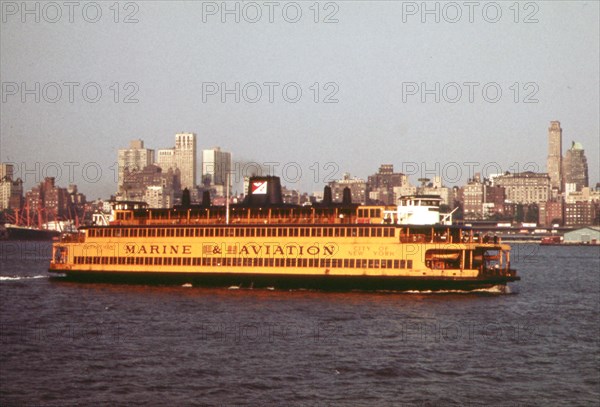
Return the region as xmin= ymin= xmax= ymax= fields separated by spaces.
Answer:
xmin=1 ymin=242 xmax=598 ymax=406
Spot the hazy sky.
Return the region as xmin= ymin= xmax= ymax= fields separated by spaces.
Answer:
xmin=1 ymin=0 xmax=598 ymax=199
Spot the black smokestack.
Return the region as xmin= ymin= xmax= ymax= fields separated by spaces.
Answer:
xmin=243 ymin=176 xmax=283 ymax=206
xmin=202 ymin=190 xmax=211 ymax=207
xmin=342 ymin=187 xmax=352 ymax=205
xmin=323 ymin=186 xmax=332 ymax=206
xmin=181 ymin=188 xmax=191 ymax=207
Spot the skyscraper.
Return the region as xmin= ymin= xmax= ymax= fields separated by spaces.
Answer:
xmin=117 ymin=140 xmax=155 ymax=195
xmin=155 ymin=133 xmax=197 ymax=192
xmin=202 ymin=147 xmax=231 ymax=189
xmin=174 ymin=132 xmax=197 ymax=191
xmin=563 ymin=141 xmax=589 ymax=191
xmin=547 ymin=121 xmax=563 ymax=192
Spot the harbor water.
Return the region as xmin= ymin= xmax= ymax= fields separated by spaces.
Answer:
xmin=1 ymin=241 xmax=598 ymax=406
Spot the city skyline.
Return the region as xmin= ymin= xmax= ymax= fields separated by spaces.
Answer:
xmin=1 ymin=2 xmax=599 ymax=198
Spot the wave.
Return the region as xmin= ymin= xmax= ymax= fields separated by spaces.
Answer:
xmin=401 ymin=285 xmax=512 ymax=295
xmin=0 ymin=275 xmax=48 ymax=282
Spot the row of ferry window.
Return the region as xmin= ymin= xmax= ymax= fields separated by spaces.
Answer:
xmin=87 ymin=227 xmax=396 ymax=239
xmin=73 ymin=256 xmax=413 ymax=269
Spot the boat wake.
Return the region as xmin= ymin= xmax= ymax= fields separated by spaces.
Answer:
xmin=400 ymin=285 xmax=513 ymax=295
xmin=0 ymin=275 xmax=48 ymax=282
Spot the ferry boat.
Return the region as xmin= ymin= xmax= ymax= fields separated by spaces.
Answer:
xmin=49 ymin=177 xmax=519 ymax=291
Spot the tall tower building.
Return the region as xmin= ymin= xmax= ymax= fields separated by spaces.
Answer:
xmin=563 ymin=141 xmax=589 ymax=191
xmin=202 ymin=147 xmax=232 ymax=188
xmin=156 ymin=133 xmax=197 ymax=191
xmin=117 ymin=140 xmax=155 ymax=194
xmin=174 ymin=132 xmax=197 ymax=190
xmin=547 ymin=121 xmax=563 ymax=192
xmin=156 ymin=148 xmax=176 ymax=172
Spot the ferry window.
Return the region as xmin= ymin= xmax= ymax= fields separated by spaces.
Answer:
xmin=300 ymin=228 xmax=307 ymax=237
xmin=202 ymin=258 xmax=209 ymax=266
xmin=278 ymin=228 xmax=287 ymax=237
xmin=243 ymin=258 xmax=252 ymax=267
xmin=312 ymin=228 xmax=321 ymax=237
xmin=375 ymin=228 xmax=382 ymax=237
xmin=399 ymin=260 xmax=406 ymax=268
xmin=299 ymin=258 xmax=307 ymax=267
xmin=135 ymin=257 xmax=143 ymax=265
xmin=267 ymin=229 xmax=275 ymax=237
xmin=157 ymin=229 xmax=165 ymax=237
xmin=252 ymin=258 xmax=260 ymax=267
xmin=247 ymin=228 xmax=255 ymax=237
xmin=266 ymin=258 xmax=274 ymax=267
xmin=185 ymin=229 xmax=193 ymax=237
xmin=118 ymin=257 xmax=125 ymax=265
xmin=147 ymin=229 xmax=155 ymax=237
xmin=326 ymin=228 xmax=333 ymax=237
xmin=195 ymin=228 xmax=202 ymax=237
xmin=206 ymin=229 xmax=214 ymax=237
xmin=126 ymin=257 xmax=134 ymax=265
xmin=173 ymin=258 xmax=181 ymax=266
xmin=235 ymin=229 xmax=243 ymax=237
xmin=108 ymin=257 xmax=116 ymax=265
xmin=193 ymin=258 xmax=201 ymax=266
xmin=256 ymin=228 xmax=265 ymax=237
xmin=165 ymin=229 xmax=172 ymax=237
xmin=164 ymin=258 xmax=172 ymax=266
xmin=140 ymin=229 xmax=147 ymax=237
xmin=358 ymin=228 xmax=366 ymax=237
xmin=407 ymin=260 xmax=413 ymax=269
xmin=290 ymin=228 xmax=298 ymax=237
xmin=358 ymin=259 xmax=367 ymax=268
xmin=130 ymin=229 xmax=137 ymax=238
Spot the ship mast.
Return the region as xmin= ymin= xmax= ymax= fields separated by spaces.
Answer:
xmin=225 ymin=172 xmax=230 ymax=225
